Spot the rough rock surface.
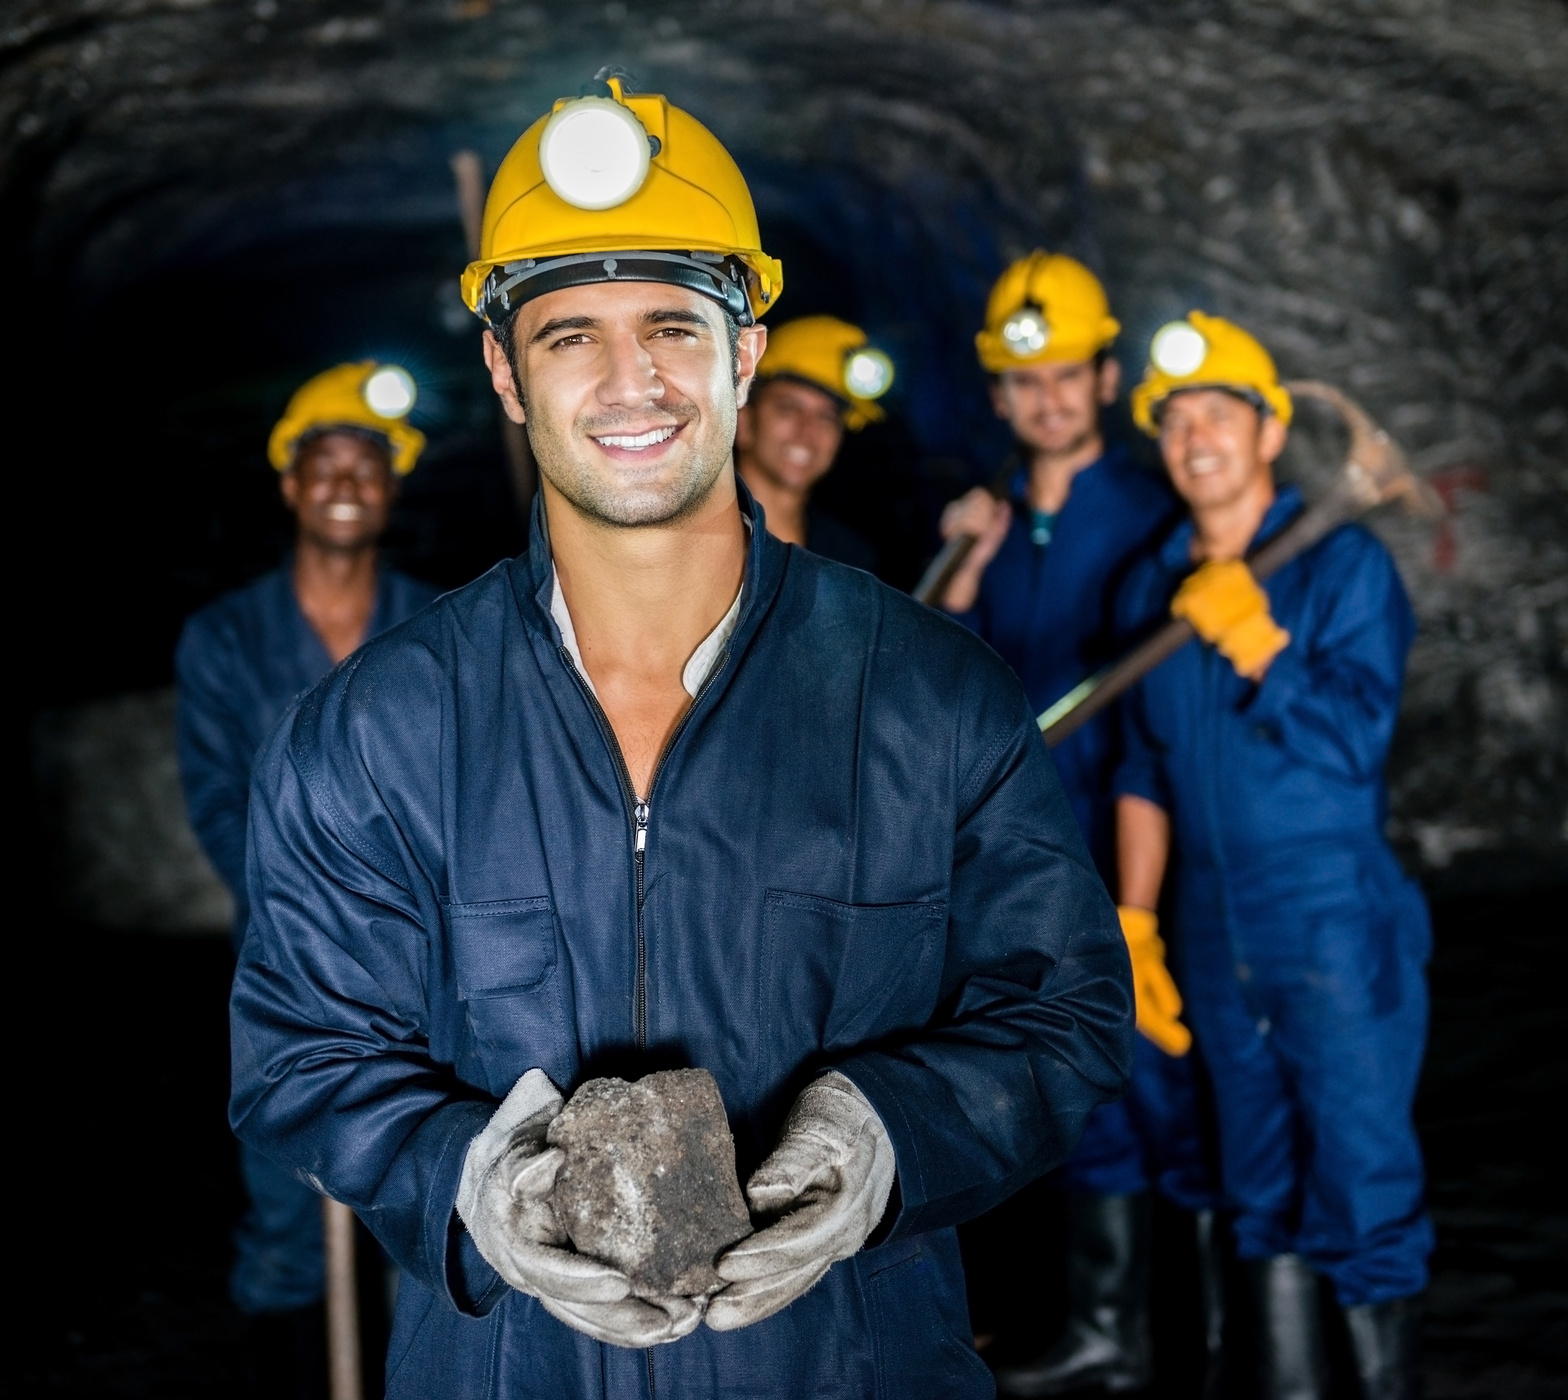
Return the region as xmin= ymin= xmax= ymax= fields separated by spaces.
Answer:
xmin=547 ymin=1069 xmax=753 ymax=1298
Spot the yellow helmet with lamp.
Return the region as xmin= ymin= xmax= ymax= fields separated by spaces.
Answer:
xmin=266 ymin=361 xmax=426 ymax=476
xmin=1130 ymin=311 xmax=1294 ymax=436
xmin=756 ymin=316 xmax=894 ymax=431
xmin=974 ymin=251 xmax=1121 ymax=373
xmin=460 ymin=69 xmax=783 ymax=330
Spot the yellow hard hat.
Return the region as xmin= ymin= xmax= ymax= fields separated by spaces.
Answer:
xmin=975 ymin=251 xmax=1121 ymax=372
xmin=460 ymin=71 xmax=783 ymax=329
xmin=1130 ymin=311 xmax=1294 ymax=436
xmin=266 ymin=362 xmax=426 ymax=475
xmin=755 ymin=316 xmax=894 ymax=431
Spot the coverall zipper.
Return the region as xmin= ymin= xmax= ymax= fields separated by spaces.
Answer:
xmin=557 ymin=644 xmax=729 ymax=1052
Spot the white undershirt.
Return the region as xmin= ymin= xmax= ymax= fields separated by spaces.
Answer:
xmin=550 ymin=569 xmax=745 ymax=700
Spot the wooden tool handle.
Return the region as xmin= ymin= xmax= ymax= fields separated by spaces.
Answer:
xmin=324 ymin=1197 xmax=363 ymax=1400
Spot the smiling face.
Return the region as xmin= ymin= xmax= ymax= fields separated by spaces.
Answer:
xmin=991 ymin=357 xmax=1119 ymax=458
xmin=280 ymin=430 xmax=397 ymax=552
xmin=486 ymin=280 xmax=765 ymax=529
xmin=735 ymin=377 xmax=845 ymax=494
xmin=1158 ymin=388 xmax=1287 ymax=511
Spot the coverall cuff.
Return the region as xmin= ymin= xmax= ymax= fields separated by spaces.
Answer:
xmin=426 ymin=1099 xmax=507 ymax=1318
xmin=828 ymin=1056 xmax=921 ymax=1245
xmin=1111 ymin=763 xmax=1169 ymax=811
xmin=1241 ymin=637 xmax=1310 ymax=726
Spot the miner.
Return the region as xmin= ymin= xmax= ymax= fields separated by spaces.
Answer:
xmin=734 ymin=313 xmax=890 ymax=570
xmin=175 ymin=361 xmax=437 ymax=1364
xmin=228 ymin=74 xmax=1133 ymax=1398
xmin=1114 ymin=313 xmax=1430 ymax=1399
xmin=937 ymin=254 xmax=1216 ymax=1398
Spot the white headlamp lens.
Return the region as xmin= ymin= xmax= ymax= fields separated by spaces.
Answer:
xmin=1001 ymin=309 xmax=1049 ymax=356
xmin=844 ymin=348 xmax=894 ymax=400
xmin=363 ymin=365 xmax=416 ymax=418
xmin=1150 ymin=321 xmax=1208 ymax=377
xmin=539 ymin=98 xmax=652 ymax=211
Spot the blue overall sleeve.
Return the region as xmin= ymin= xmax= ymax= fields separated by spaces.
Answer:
xmin=1245 ymin=533 xmax=1416 ymax=783
xmin=229 ymin=660 xmax=496 ymax=1316
xmin=836 ymin=662 xmax=1134 ymax=1241
xmin=175 ymin=615 xmax=255 ymax=902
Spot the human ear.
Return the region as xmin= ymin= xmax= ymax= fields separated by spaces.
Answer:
xmin=735 ymin=323 xmax=767 ymax=405
xmin=279 ymin=467 xmax=300 ymax=513
xmin=1258 ymin=413 xmax=1288 ymax=466
xmin=1097 ymin=358 xmax=1122 ymax=405
xmin=482 ymin=329 xmax=528 ymax=425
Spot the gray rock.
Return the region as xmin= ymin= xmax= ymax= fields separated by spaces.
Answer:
xmin=547 ymin=1069 xmax=753 ymax=1298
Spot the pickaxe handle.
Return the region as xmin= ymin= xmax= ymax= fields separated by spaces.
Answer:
xmin=1037 ymin=382 xmax=1436 ymax=747
xmin=323 ymin=1197 xmax=363 ymax=1400
xmin=911 ymin=461 xmax=1018 ymax=606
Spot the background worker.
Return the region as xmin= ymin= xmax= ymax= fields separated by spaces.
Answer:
xmin=1114 ymin=313 xmax=1431 ymax=1400
xmin=229 ymin=74 xmax=1134 ymax=1398
xmin=734 ymin=313 xmax=891 ymax=570
xmin=176 ymin=361 xmax=437 ymax=1382
xmin=936 ymin=255 xmax=1212 ymax=1398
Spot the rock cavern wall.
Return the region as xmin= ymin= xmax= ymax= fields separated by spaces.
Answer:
xmin=6 ymin=0 xmax=1566 ymax=894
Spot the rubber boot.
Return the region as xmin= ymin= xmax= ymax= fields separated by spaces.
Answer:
xmin=995 ymin=1192 xmax=1152 ymax=1397
xmin=1245 ymin=1254 xmax=1327 ymax=1400
xmin=1344 ymin=1296 xmax=1423 ymax=1400
xmin=1194 ymin=1209 xmax=1226 ymax=1400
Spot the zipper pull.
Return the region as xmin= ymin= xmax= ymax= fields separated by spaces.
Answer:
xmin=634 ymin=800 xmax=649 ymax=853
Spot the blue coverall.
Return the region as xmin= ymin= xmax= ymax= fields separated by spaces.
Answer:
xmin=1114 ymin=486 xmax=1433 ymax=1306
xmin=954 ymin=447 xmax=1209 ymax=1208
xmin=176 ymin=563 xmax=438 ymax=1315
xmin=229 ymin=490 xmax=1136 ymax=1399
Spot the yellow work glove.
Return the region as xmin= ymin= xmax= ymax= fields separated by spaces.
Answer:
xmin=1170 ymin=559 xmax=1290 ymax=679
xmin=1118 ymin=906 xmax=1192 ymax=1057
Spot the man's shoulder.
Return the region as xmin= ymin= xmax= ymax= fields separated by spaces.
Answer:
xmin=286 ymin=562 xmax=518 ymax=754
xmin=177 ymin=566 xmax=291 ymax=664
xmin=783 ymin=549 xmax=1028 ymax=704
xmin=1094 ymin=447 xmax=1180 ymax=521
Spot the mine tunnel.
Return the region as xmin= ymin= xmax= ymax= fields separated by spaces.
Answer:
xmin=10 ymin=1 xmax=1565 ymax=1396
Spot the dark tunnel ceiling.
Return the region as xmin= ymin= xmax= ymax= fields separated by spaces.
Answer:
xmin=4 ymin=0 xmax=1567 ymax=869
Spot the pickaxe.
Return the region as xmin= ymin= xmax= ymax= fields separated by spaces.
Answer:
xmin=1033 ymin=381 xmax=1441 ymax=745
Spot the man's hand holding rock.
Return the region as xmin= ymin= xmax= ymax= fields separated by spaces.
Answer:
xmin=707 ymin=1073 xmax=896 ymax=1331
xmin=456 ymin=1069 xmax=704 ymax=1347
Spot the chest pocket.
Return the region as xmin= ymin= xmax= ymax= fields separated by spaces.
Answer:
xmin=763 ymin=892 xmax=947 ymax=1059
xmin=445 ymin=897 xmax=572 ymax=1095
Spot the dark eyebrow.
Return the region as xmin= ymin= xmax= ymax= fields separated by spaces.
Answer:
xmin=642 ymin=307 xmax=709 ymax=329
xmin=531 ymin=315 xmax=598 ymax=344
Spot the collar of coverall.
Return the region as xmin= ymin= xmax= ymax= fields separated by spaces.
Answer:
xmin=549 ymin=517 xmax=750 ymax=700
xmin=1005 ymin=439 xmax=1127 ymax=506
xmin=1159 ymin=481 xmax=1305 ymax=570
xmin=518 ymin=475 xmax=778 ymax=704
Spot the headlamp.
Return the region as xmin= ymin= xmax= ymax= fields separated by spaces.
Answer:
xmin=1150 ymin=321 xmax=1208 ymax=377
xmin=843 ymin=348 xmax=894 ymax=401
xmin=539 ymin=96 xmax=652 ymax=211
xmin=363 ymin=365 xmax=416 ymax=419
xmin=1001 ymin=307 xmax=1050 ymax=356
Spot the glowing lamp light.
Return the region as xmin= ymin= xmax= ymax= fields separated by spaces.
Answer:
xmin=844 ymin=348 xmax=894 ymax=400
xmin=539 ymin=97 xmax=652 ymax=210
xmin=363 ymin=365 xmax=417 ymax=418
xmin=1150 ymin=321 xmax=1208 ymax=377
xmin=1001 ymin=308 xmax=1050 ymax=356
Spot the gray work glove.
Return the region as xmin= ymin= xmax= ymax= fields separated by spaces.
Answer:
xmin=706 ymin=1071 xmax=896 ymax=1331
xmin=456 ymin=1069 xmax=704 ymax=1347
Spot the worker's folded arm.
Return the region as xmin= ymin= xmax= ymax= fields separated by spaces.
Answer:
xmin=1241 ymin=534 xmax=1415 ymax=782
xmin=174 ymin=619 xmax=254 ymax=901
xmin=834 ymin=694 xmax=1134 ymax=1243
xmin=229 ymin=670 xmax=501 ymax=1319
